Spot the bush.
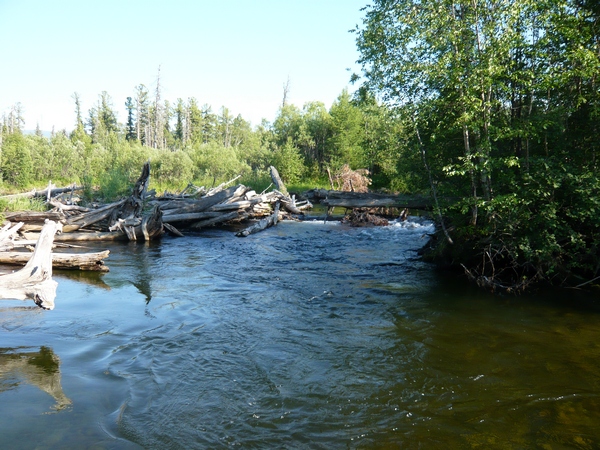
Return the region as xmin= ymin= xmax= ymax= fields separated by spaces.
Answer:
xmin=153 ymin=149 xmax=194 ymax=185
xmin=189 ymin=142 xmax=249 ymax=183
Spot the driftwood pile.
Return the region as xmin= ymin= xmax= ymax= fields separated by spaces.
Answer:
xmin=0 ymin=164 xmax=312 ymax=277
xmin=158 ymin=167 xmax=311 ymax=235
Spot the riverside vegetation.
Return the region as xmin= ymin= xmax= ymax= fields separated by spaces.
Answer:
xmin=1 ymin=0 xmax=599 ymax=293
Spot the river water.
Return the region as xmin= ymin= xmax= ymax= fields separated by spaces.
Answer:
xmin=1 ymin=218 xmax=599 ymax=449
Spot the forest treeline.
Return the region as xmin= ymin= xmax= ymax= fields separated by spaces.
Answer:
xmin=1 ymin=0 xmax=599 ymax=292
xmin=0 ymin=87 xmax=421 ymax=200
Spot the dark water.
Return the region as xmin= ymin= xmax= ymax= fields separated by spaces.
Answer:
xmin=1 ymin=218 xmax=600 ymax=449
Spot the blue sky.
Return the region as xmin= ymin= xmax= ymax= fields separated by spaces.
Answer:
xmin=0 ymin=0 xmax=367 ymax=131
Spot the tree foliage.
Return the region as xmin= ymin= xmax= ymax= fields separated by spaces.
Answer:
xmin=356 ymin=0 xmax=600 ymax=290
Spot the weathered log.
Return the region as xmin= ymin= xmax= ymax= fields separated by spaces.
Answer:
xmin=0 ymin=184 xmax=83 ymax=201
xmin=209 ymin=193 xmax=275 ymax=212
xmin=23 ymin=230 xmax=129 ymax=242
xmin=190 ymin=210 xmax=247 ymax=230
xmin=38 ymin=204 xmax=164 ymax=241
xmin=274 ymin=190 xmax=303 ymax=215
xmin=268 ymin=166 xmax=306 ymax=216
xmin=0 ymin=220 xmax=60 ymax=309
xmin=160 ymin=185 xmax=249 ymax=215
xmin=0 ymin=222 xmax=24 ymax=251
xmin=0 ymin=250 xmax=110 ymax=272
xmin=302 ymin=188 xmax=433 ymax=210
xmin=163 ymin=223 xmax=185 ymax=237
xmin=236 ymin=201 xmax=280 ymax=237
xmin=161 ymin=188 xmax=280 ymax=228
xmin=4 ymin=211 xmax=65 ymax=223
xmin=205 ymin=175 xmax=242 ymax=197
xmin=64 ymin=199 xmax=127 ymax=232
xmin=269 ymin=166 xmax=289 ymax=197
xmin=163 ymin=211 xmax=223 ymax=223
xmin=108 ymin=161 xmax=150 ymax=228
xmin=48 ymin=200 xmax=91 ymax=212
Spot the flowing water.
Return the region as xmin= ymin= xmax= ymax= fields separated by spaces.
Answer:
xmin=1 ymin=218 xmax=599 ymax=449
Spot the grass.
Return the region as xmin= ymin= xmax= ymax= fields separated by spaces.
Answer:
xmin=0 ymin=196 xmax=47 ymax=216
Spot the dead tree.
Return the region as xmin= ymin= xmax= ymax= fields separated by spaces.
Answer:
xmin=0 ymin=220 xmax=61 ymax=309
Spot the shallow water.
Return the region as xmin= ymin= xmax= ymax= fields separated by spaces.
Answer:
xmin=1 ymin=218 xmax=599 ymax=449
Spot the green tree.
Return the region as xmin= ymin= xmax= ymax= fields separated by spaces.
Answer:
xmin=70 ymin=92 xmax=90 ymax=145
xmin=1 ymin=132 xmax=33 ymax=186
xmin=201 ymin=104 xmax=218 ymax=143
xmin=51 ymin=132 xmax=84 ymax=181
xmin=27 ymin=134 xmax=53 ymax=181
xmin=327 ymin=89 xmax=365 ymax=170
xmin=134 ymin=84 xmax=150 ymax=145
xmin=272 ymin=103 xmax=303 ymax=148
xmin=271 ymin=137 xmax=305 ymax=184
xmin=174 ymin=98 xmax=186 ymax=145
xmin=125 ymin=97 xmax=136 ymax=141
xmin=299 ymin=101 xmax=332 ymax=171
xmin=356 ymin=0 xmax=600 ymax=290
xmin=88 ymin=91 xmax=119 ymax=145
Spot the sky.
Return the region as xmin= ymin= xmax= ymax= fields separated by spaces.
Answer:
xmin=0 ymin=0 xmax=368 ymax=132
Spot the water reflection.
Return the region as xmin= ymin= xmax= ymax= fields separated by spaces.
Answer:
xmin=0 ymin=346 xmax=71 ymax=411
xmin=56 ymin=269 xmax=111 ymax=290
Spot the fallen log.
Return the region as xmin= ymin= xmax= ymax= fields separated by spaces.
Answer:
xmin=64 ymin=199 xmax=127 ymax=232
xmin=269 ymin=166 xmax=289 ymax=197
xmin=190 ymin=210 xmax=247 ymax=230
xmin=0 ymin=222 xmax=24 ymax=251
xmin=0 ymin=250 xmax=110 ymax=272
xmin=0 ymin=184 xmax=83 ymax=201
xmin=269 ymin=166 xmax=305 ymax=215
xmin=23 ymin=230 xmax=129 ymax=242
xmin=302 ymin=188 xmax=433 ymax=210
xmin=163 ymin=211 xmax=223 ymax=224
xmin=108 ymin=160 xmax=150 ymax=228
xmin=4 ymin=211 xmax=65 ymax=223
xmin=0 ymin=220 xmax=60 ymax=310
xmin=236 ymin=201 xmax=280 ymax=237
xmin=160 ymin=185 xmax=249 ymax=215
xmin=25 ymin=204 xmax=164 ymax=242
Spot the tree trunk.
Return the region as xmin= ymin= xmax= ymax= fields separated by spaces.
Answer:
xmin=0 ymin=250 xmax=110 ymax=272
xmin=236 ymin=201 xmax=280 ymax=237
xmin=0 ymin=220 xmax=60 ymax=309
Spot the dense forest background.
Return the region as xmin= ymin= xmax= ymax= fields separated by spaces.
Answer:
xmin=0 ymin=86 xmax=417 ymax=197
xmin=1 ymin=0 xmax=599 ymax=291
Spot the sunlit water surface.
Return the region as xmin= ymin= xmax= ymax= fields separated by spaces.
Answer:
xmin=1 ymin=218 xmax=599 ymax=449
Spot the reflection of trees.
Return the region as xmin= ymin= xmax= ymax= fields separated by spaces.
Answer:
xmin=0 ymin=346 xmax=71 ymax=411
xmin=128 ymin=242 xmax=158 ymax=305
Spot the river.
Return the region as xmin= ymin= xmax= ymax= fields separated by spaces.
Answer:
xmin=1 ymin=218 xmax=599 ymax=449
